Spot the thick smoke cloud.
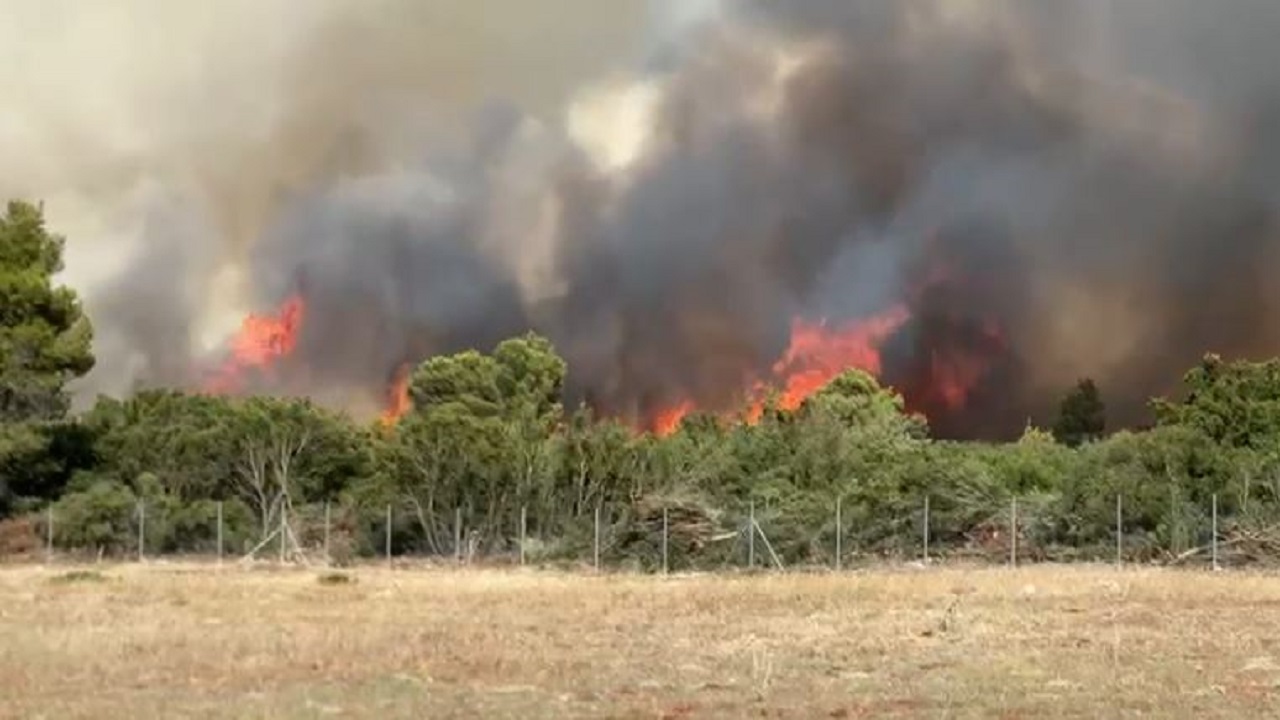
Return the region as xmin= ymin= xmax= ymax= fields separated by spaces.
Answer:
xmin=10 ymin=0 xmax=1280 ymax=437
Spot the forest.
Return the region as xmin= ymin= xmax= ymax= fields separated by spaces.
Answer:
xmin=6 ymin=199 xmax=1280 ymax=568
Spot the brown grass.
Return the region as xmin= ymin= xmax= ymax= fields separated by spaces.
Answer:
xmin=1 ymin=562 xmax=1278 ymax=718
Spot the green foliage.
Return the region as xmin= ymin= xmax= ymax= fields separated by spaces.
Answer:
xmin=384 ymin=333 xmax=573 ymax=551
xmin=493 ymin=332 xmax=566 ymax=421
xmin=0 ymin=423 xmax=47 ymax=515
xmin=49 ymin=478 xmax=137 ymax=554
xmin=1053 ymin=379 xmax=1106 ymax=447
xmin=1154 ymin=354 xmax=1280 ymax=449
xmin=226 ymin=396 xmax=370 ymax=504
xmin=0 ymin=201 xmax=94 ymax=423
xmin=0 ymin=203 xmax=96 ymax=517
xmin=84 ymin=391 xmax=237 ymax=501
xmin=1 ymin=419 xmax=95 ymax=512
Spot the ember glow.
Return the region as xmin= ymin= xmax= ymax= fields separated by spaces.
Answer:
xmin=921 ymin=320 xmax=1007 ymax=412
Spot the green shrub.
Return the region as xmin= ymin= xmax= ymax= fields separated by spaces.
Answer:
xmin=49 ymin=479 xmax=137 ymax=555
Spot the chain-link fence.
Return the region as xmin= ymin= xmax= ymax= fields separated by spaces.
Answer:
xmin=5 ymin=489 xmax=1275 ymax=571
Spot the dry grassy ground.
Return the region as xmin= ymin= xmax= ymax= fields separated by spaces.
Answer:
xmin=1 ymin=562 xmax=1279 ymax=719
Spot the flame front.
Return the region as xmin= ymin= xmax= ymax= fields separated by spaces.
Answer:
xmin=211 ymin=282 xmax=997 ymax=434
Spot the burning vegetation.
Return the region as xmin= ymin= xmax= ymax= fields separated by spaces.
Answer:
xmin=203 ymin=294 xmax=305 ymax=396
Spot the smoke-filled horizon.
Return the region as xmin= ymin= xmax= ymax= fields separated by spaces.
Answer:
xmin=8 ymin=0 xmax=1280 ymax=438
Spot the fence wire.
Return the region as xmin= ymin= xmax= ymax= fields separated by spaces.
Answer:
xmin=7 ymin=490 xmax=1274 ymax=571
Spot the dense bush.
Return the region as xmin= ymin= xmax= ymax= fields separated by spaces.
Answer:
xmin=48 ymin=479 xmax=137 ymax=555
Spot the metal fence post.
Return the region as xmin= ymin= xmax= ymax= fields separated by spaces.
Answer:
xmin=923 ymin=496 xmax=931 ymax=564
xmin=1115 ymin=494 xmax=1123 ymax=569
xmin=216 ymin=500 xmax=224 ymax=566
xmin=454 ymin=507 xmax=462 ymax=564
xmin=323 ymin=501 xmax=331 ymax=563
xmin=835 ymin=496 xmax=843 ymax=572
xmin=594 ymin=504 xmax=602 ymax=572
xmin=137 ymin=499 xmax=146 ymax=563
xmin=520 ymin=505 xmax=527 ymax=566
xmin=1212 ymin=493 xmax=1219 ymax=571
xmin=385 ymin=504 xmax=393 ymax=570
xmin=748 ymin=501 xmax=756 ymax=569
xmin=1010 ymin=497 xmax=1018 ymax=568
xmin=46 ymin=506 xmax=53 ymax=563
xmin=662 ymin=506 xmax=669 ymax=575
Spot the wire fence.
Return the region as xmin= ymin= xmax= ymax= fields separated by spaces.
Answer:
xmin=5 ymin=491 xmax=1272 ymax=572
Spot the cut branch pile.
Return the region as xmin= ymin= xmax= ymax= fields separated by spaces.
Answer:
xmin=634 ymin=496 xmax=726 ymax=548
xmin=610 ymin=495 xmax=733 ymax=568
xmin=1166 ymin=524 xmax=1280 ymax=566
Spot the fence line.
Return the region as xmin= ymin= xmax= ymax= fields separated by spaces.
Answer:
xmin=12 ymin=492 xmax=1273 ymax=573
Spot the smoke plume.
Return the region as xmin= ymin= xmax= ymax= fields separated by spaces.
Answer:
xmin=8 ymin=0 xmax=1280 ymax=437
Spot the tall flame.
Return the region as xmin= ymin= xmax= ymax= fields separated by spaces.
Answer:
xmin=380 ymin=363 xmax=413 ymax=426
xmin=204 ymin=294 xmax=305 ymax=394
xmin=768 ymin=306 xmax=912 ymax=411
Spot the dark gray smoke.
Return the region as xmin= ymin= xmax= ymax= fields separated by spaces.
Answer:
xmin=25 ymin=1 xmax=1280 ymax=437
xmin=537 ymin=0 xmax=1280 ymax=436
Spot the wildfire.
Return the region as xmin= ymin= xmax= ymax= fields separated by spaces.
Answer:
xmin=652 ymin=400 xmax=696 ymax=436
xmin=916 ymin=319 xmax=1007 ymax=412
xmin=768 ymin=306 xmax=912 ymax=411
xmin=650 ymin=304 xmax=913 ymax=436
xmin=211 ymin=268 xmax=1001 ymax=436
xmin=205 ymin=294 xmax=413 ymax=427
xmin=204 ymin=294 xmax=306 ymax=394
xmin=380 ymin=363 xmax=413 ymax=426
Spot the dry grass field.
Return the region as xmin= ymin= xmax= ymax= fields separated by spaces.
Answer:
xmin=2 ymin=562 xmax=1279 ymax=719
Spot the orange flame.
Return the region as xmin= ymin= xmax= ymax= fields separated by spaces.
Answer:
xmin=652 ymin=400 xmax=696 ymax=436
xmin=380 ymin=363 xmax=413 ymax=426
xmin=651 ymin=304 xmax=912 ymax=436
xmin=231 ymin=295 xmax=304 ymax=367
xmin=204 ymin=294 xmax=305 ymax=394
xmin=767 ymin=305 xmax=912 ymax=411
